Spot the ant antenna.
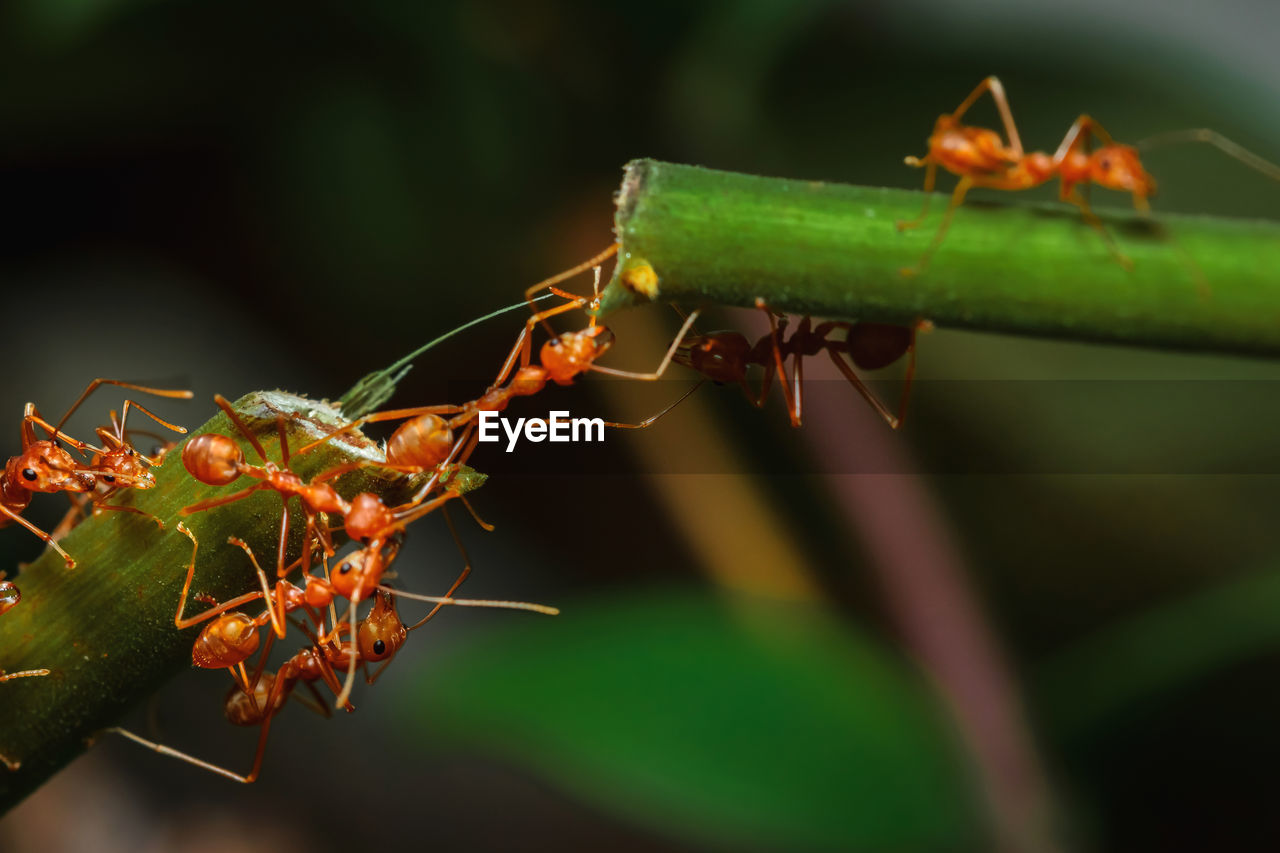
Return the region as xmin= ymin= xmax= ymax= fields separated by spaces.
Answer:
xmin=1136 ymin=129 xmax=1280 ymax=183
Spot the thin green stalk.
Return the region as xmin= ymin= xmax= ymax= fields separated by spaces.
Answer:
xmin=0 ymin=391 xmax=483 ymax=812
xmin=600 ymin=159 xmax=1280 ymax=356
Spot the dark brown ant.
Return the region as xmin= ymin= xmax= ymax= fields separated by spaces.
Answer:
xmin=672 ymin=300 xmax=926 ymax=429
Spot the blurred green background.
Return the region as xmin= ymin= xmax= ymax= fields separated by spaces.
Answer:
xmin=2 ymin=1 xmax=1280 ymax=850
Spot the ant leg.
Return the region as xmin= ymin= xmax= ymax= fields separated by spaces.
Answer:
xmin=211 ymin=395 xmax=270 ymax=464
xmin=1052 ymin=114 xmax=1115 ymax=165
xmin=292 ymin=404 xmax=463 ymax=459
xmin=22 ymin=410 xmax=102 ymax=456
xmin=826 ymin=349 xmax=901 ymax=429
xmin=53 ymin=379 xmax=193 ymax=436
xmin=109 ymin=672 xmax=289 ymax=785
xmin=51 ymin=496 xmax=90 ymax=541
xmin=0 ymin=504 xmax=75 ymax=568
xmin=950 ymin=76 xmax=1024 ymax=156
xmin=897 ymin=159 xmax=938 ymax=231
xmin=602 ymin=381 xmax=707 ymax=430
xmin=227 ymin=537 xmax=287 ymax=639
xmin=87 ymin=503 xmax=165 ymax=529
xmin=274 ymin=498 xmax=291 ymax=580
xmin=386 ymin=586 xmax=560 ymax=619
xmin=116 ymin=400 xmax=189 ymax=441
xmin=173 ymin=524 xmax=268 ymax=629
xmin=505 ymin=295 xmax=593 ymax=379
xmin=275 ymin=418 xmax=291 ymax=467
xmin=0 ymin=668 xmax=50 ymax=684
xmin=789 ymin=316 xmax=812 ymax=428
xmin=894 ymin=321 xmax=925 ymax=427
xmin=457 ymin=496 xmax=495 ymax=532
xmin=754 ymin=300 xmax=800 ymax=424
xmin=523 ymin=243 xmax=619 ymax=334
xmin=180 ymin=482 xmax=270 ymax=516
xmin=109 ymin=727 xmax=266 ymax=783
xmin=1059 ymin=186 xmax=1133 ymax=271
xmin=900 ymin=176 xmax=973 ymax=277
xmin=588 ymin=309 xmax=702 ymax=381
xmin=408 ymin=509 xmax=472 ymax=631
xmin=297 ymin=680 xmax=334 ymax=719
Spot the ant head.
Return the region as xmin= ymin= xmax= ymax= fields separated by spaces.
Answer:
xmin=93 ymin=447 xmax=155 ymax=489
xmin=0 ymin=581 xmax=18 ymax=617
xmin=224 ymin=672 xmax=276 ymax=726
xmin=7 ymin=442 xmax=92 ymax=494
xmin=192 ymin=612 xmax=261 ymax=669
xmin=846 ymin=323 xmax=913 ymax=371
xmin=673 ymin=332 xmax=750 ymax=384
xmin=1089 ymin=145 xmax=1157 ymax=198
xmin=182 ymin=433 xmax=245 ymax=486
xmin=344 ymin=492 xmax=394 ymax=543
xmin=357 ymin=589 xmax=407 ymax=662
xmin=541 ymin=327 xmax=615 ymax=385
xmin=330 ymin=546 xmax=384 ymax=601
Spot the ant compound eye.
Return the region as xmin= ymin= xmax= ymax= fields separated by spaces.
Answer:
xmin=339 ymin=562 xmax=353 ymax=574
xmin=1100 ymin=158 xmax=1112 ymax=171
xmin=373 ymin=639 xmax=386 ymax=656
xmin=102 ymin=475 xmax=116 ymax=483
xmin=21 ymin=468 xmax=36 ymax=482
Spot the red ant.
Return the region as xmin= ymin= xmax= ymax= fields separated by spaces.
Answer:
xmin=670 ymin=301 xmax=925 ymax=429
xmin=295 ymin=245 xmax=702 ymax=477
xmin=1 ymin=379 xmax=191 ymax=568
xmin=898 ymin=76 xmax=1280 ymax=276
xmin=52 ymin=404 xmax=191 ymax=540
xmin=896 ymin=76 xmax=1155 ymax=275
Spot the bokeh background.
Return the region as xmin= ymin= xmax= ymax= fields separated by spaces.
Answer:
xmin=2 ymin=1 xmax=1280 ymax=850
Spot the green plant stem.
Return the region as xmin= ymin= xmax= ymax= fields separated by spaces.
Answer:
xmin=600 ymin=159 xmax=1280 ymax=356
xmin=0 ymin=391 xmax=482 ymax=813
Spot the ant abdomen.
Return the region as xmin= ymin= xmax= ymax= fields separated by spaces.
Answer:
xmin=845 ymin=324 xmax=914 ymax=371
xmin=192 ymin=613 xmax=260 ymax=669
xmin=182 ymin=434 xmax=244 ymax=486
xmin=387 ymin=414 xmax=454 ymax=470
xmin=224 ymin=673 xmax=276 ymax=726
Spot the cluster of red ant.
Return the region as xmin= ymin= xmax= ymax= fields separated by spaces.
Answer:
xmin=4 ymin=77 xmax=1270 ymax=782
